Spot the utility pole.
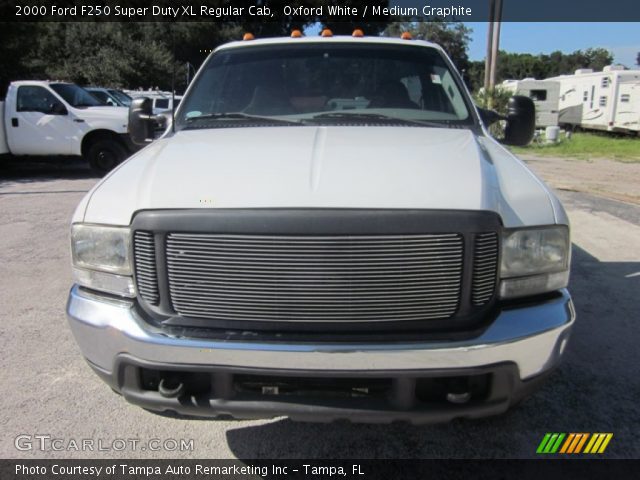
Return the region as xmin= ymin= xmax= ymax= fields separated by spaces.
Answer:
xmin=484 ymin=0 xmax=503 ymax=107
xmin=483 ymin=0 xmax=495 ymax=91
xmin=489 ymin=0 xmax=503 ymax=90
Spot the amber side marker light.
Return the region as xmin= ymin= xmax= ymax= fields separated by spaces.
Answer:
xmin=291 ymin=29 xmax=303 ymax=38
xmin=401 ymin=32 xmax=413 ymax=40
xmin=352 ymin=29 xmax=364 ymax=37
xmin=243 ymin=32 xmax=255 ymax=41
xmin=321 ymin=29 xmax=333 ymax=37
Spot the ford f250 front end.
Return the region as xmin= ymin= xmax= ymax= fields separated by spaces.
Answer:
xmin=66 ymin=36 xmax=575 ymax=424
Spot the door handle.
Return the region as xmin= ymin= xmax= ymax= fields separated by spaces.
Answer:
xmin=11 ymin=118 xmax=18 ymax=127
xmin=73 ymin=119 xmax=85 ymax=123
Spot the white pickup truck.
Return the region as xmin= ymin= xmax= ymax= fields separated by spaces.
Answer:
xmin=0 ymin=81 xmax=134 ymax=173
xmin=67 ymin=33 xmax=574 ymax=424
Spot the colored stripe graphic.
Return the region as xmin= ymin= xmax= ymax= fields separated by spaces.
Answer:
xmin=567 ymin=433 xmax=584 ymax=453
xmin=539 ymin=433 xmax=613 ymax=454
xmin=597 ymin=433 xmax=613 ymax=453
xmin=550 ymin=433 xmax=565 ymax=453
xmin=584 ymin=434 xmax=599 ymax=453
xmin=559 ymin=433 xmax=575 ymax=453
xmin=584 ymin=433 xmax=614 ymax=454
xmin=537 ymin=433 xmax=552 ymax=454
xmin=574 ymin=433 xmax=589 ymax=453
xmin=537 ymin=433 xmax=566 ymax=454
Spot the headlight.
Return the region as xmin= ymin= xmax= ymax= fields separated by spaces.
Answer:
xmin=71 ymin=224 xmax=135 ymax=297
xmin=499 ymin=226 xmax=570 ymax=299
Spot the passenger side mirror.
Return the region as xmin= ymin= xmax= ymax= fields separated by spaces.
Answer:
xmin=502 ymin=96 xmax=535 ymax=146
xmin=49 ymin=102 xmax=68 ymax=115
xmin=129 ymin=97 xmax=165 ymax=145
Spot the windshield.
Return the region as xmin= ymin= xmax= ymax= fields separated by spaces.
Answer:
xmin=108 ymin=89 xmax=132 ymax=106
xmin=50 ymin=83 xmax=102 ymax=108
xmin=87 ymin=90 xmax=120 ymax=106
xmin=177 ymin=43 xmax=474 ymax=130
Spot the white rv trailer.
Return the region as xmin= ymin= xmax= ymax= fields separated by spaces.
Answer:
xmin=124 ymin=90 xmax=183 ymax=115
xmin=549 ymin=66 xmax=640 ymax=135
xmin=500 ymin=79 xmax=560 ymax=128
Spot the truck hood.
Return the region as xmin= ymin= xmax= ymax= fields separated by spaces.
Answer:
xmin=73 ymin=106 xmax=128 ymax=131
xmin=80 ymin=126 xmax=559 ymax=228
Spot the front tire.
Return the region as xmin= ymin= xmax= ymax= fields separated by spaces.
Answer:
xmin=86 ymin=139 xmax=127 ymax=175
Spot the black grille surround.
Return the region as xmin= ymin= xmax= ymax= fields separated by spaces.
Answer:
xmin=131 ymin=209 xmax=502 ymax=334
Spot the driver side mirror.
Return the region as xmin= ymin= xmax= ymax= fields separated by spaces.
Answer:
xmin=129 ymin=97 xmax=166 ymax=145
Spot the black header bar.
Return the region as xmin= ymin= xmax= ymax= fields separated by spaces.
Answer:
xmin=3 ymin=0 xmax=640 ymax=22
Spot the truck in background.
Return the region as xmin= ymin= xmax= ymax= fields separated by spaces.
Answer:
xmin=85 ymin=87 xmax=131 ymax=108
xmin=549 ymin=66 xmax=640 ymax=135
xmin=0 ymin=80 xmax=135 ymax=173
xmin=125 ymin=90 xmax=182 ymax=115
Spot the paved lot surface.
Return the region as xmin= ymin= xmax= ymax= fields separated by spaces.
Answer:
xmin=1 ymin=158 xmax=638 ymax=459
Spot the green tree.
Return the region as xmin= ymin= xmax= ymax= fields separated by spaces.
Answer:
xmin=24 ymin=23 xmax=173 ymax=89
xmin=383 ymin=21 xmax=472 ymax=74
xmin=466 ymin=47 xmax=615 ymax=93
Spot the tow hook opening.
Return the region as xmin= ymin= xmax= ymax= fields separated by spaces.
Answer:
xmin=158 ymin=377 xmax=185 ymax=398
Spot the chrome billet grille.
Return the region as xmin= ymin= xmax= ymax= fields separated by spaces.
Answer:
xmin=165 ymin=233 xmax=464 ymax=323
xmin=472 ymin=233 xmax=499 ymax=305
xmin=133 ymin=231 xmax=159 ymax=305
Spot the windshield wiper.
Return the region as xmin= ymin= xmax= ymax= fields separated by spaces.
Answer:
xmin=184 ymin=112 xmax=301 ymax=126
xmin=307 ymin=112 xmax=452 ymax=128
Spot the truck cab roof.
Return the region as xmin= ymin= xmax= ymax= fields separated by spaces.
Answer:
xmin=215 ymin=35 xmax=444 ymax=53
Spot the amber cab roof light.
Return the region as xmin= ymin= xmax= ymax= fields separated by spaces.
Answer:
xmin=320 ymin=28 xmax=333 ymax=37
xmin=352 ymin=29 xmax=364 ymax=37
xmin=242 ymin=32 xmax=255 ymax=41
xmin=291 ymin=29 xmax=303 ymax=38
xmin=400 ymin=32 xmax=413 ymax=40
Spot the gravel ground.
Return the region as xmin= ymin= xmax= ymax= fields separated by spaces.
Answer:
xmin=523 ymin=155 xmax=640 ymax=205
xmin=0 ymin=157 xmax=638 ymax=459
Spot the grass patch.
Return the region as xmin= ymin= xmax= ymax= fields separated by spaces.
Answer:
xmin=510 ymin=132 xmax=640 ymax=162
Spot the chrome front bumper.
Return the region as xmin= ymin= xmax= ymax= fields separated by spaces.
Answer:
xmin=66 ymin=286 xmax=575 ymax=380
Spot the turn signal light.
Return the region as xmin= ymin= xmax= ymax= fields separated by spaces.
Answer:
xmin=321 ymin=28 xmax=333 ymax=37
xmin=243 ymin=32 xmax=255 ymax=41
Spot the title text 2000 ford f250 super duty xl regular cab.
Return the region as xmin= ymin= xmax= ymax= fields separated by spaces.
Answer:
xmin=66 ymin=34 xmax=575 ymax=424
xmin=0 ymin=81 xmax=134 ymax=173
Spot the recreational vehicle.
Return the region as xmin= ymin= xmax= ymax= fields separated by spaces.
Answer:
xmin=550 ymin=66 xmax=640 ymax=135
xmin=501 ymin=79 xmax=560 ymax=128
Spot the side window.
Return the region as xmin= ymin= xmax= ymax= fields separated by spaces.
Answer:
xmin=17 ymin=86 xmax=60 ymax=113
xmin=436 ymin=68 xmax=467 ymax=118
xmin=155 ymin=99 xmax=169 ymax=109
xmin=400 ymin=75 xmax=422 ymax=106
xmin=530 ymin=89 xmax=547 ymax=101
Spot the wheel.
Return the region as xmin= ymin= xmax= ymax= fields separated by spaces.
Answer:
xmin=86 ymin=138 xmax=127 ymax=175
